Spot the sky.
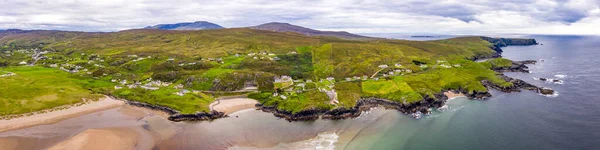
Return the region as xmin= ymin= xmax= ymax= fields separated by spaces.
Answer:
xmin=0 ymin=0 xmax=599 ymax=35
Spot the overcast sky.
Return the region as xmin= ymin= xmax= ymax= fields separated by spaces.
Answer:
xmin=0 ymin=0 xmax=599 ymax=35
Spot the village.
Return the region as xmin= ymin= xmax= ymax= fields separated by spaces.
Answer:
xmin=3 ymin=46 xmax=465 ymax=103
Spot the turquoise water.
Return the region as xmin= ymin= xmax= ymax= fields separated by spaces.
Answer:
xmin=341 ymin=35 xmax=600 ymax=150
xmin=1 ymin=35 xmax=597 ymax=150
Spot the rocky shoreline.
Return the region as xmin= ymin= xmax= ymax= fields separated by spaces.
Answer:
xmin=112 ymin=37 xmax=553 ymax=122
xmin=254 ymin=38 xmax=554 ymax=122
xmin=108 ymin=95 xmax=226 ymax=122
xmin=256 ymin=93 xmax=447 ymax=121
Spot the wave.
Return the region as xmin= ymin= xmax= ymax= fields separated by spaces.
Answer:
xmin=554 ymin=74 xmax=567 ymax=79
xmin=542 ymin=91 xmax=559 ymax=98
xmin=533 ymin=77 xmax=564 ymax=84
xmin=287 ymin=132 xmax=339 ymax=150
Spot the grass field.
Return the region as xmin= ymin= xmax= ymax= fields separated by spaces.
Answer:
xmin=0 ymin=28 xmax=514 ymax=115
xmin=0 ymin=66 xmax=110 ymax=116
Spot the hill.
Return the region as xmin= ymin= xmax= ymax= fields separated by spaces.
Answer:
xmin=249 ymin=22 xmax=373 ymax=40
xmin=0 ymin=27 xmax=538 ymax=120
xmin=144 ymin=21 xmax=224 ymax=30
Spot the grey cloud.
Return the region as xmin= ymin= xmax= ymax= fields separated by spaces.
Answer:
xmin=0 ymin=0 xmax=598 ymax=35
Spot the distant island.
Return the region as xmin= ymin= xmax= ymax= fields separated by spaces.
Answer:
xmin=0 ymin=22 xmax=552 ymax=123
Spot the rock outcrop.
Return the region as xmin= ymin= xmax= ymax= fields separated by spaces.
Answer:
xmin=256 ymin=93 xmax=447 ymax=121
xmin=480 ymin=36 xmax=538 ymax=55
xmin=492 ymin=60 xmax=536 ymax=73
xmin=115 ymin=96 xmax=227 ymax=122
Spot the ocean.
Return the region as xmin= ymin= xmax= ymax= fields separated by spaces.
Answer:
xmin=1 ymin=35 xmax=598 ymax=150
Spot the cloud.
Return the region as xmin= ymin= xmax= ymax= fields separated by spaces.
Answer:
xmin=0 ymin=0 xmax=598 ymax=35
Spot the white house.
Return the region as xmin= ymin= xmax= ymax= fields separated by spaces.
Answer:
xmin=378 ymin=64 xmax=389 ymax=68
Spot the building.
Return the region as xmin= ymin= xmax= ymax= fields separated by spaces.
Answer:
xmin=274 ymin=75 xmax=293 ymax=83
xmin=378 ymin=64 xmax=389 ymax=68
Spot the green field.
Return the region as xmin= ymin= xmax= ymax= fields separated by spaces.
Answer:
xmin=0 ymin=66 xmax=109 ymax=116
xmin=0 ymin=28 xmax=515 ymax=116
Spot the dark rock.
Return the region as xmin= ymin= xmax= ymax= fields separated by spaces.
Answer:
xmin=491 ymin=60 xmax=536 ymax=73
xmin=540 ymin=88 xmax=555 ymax=95
xmin=256 ymin=93 xmax=448 ymax=121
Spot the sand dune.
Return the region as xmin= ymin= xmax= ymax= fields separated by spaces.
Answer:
xmin=0 ymin=96 xmax=124 ymax=133
xmin=210 ymin=98 xmax=258 ymax=115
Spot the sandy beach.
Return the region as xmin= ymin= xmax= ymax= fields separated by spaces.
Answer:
xmin=444 ymin=91 xmax=466 ymax=100
xmin=48 ymin=127 xmax=145 ymax=150
xmin=210 ymin=98 xmax=258 ymax=115
xmin=0 ymin=96 xmax=125 ymax=133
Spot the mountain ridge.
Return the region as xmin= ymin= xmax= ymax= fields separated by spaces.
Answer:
xmin=249 ymin=22 xmax=373 ymax=40
xmin=144 ymin=21 xmax=224 ymax=30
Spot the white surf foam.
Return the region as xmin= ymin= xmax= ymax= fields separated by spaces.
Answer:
xmin=293 ymin=132 xmax=339 ymax=150
xmin=554 ymin=74 xmax=567 ymax=79
xmin=542 ymin=91 xmax=559 ymax=98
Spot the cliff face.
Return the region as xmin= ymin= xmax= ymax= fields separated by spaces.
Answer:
xmin=481 ymin=37 xmax=538 ymax=47
xmin=479 ymin=36 xmax=538 ymax=56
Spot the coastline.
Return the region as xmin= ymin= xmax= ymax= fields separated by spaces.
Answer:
xmin=47 ymin=127 xmax=150 ymax=150
xmin=210 ymin=98 xmax=258 ymax=115
xmin=0 ymin=96 xmax=124 ymax=133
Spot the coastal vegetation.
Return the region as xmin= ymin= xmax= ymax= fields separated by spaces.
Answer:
xmin=0 ymin=66 xmax=108 ymax=116
xmin=0 ymin=27 xmax=537 ymax=119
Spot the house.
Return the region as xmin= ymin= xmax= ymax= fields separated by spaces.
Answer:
xmin=19 ymin=61 xmax=27 ymax=65
xmin=453 ymin=64 xmax=461 ymax=67
xmin=440 ymin=64 xmax=451 ymax=68
xmin=274 ymin=75 xmax=293 ymax=83
xmin=168 ymin=58 xmax=175 ymax=61
xmin=326 ymin=77 xmax=335 ymax=81
xmin=50 ymin=64 xmax=58 ymax=68
xmin=174 ymin=84 xmax=184 ymax=89
xmin=280 ymin=95 xmax=288 ymax=100
xmin=176 ymin=89 xmax=190 ymax=96
xmin=378 ymin=64 xmax=389 ymax=68
xmin=114 ymin=86 xmax=123 ymax=89
xmin=395 ymin=63 xmax=402 ymax=67
xmin=127 ymin=84 xmax=137 ymax=88
xmin=346 ymin=78 xmax=352 ymax=81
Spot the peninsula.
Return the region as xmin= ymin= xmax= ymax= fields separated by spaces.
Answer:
xmin=0 ymin=22 xmax=553 ymax=122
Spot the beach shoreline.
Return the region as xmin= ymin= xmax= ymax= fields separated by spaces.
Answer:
xmin=210 ymin=98 xmax=258 ymax=115
xmin=0 ymin=96 xmax=125 ymax=133
xmin=444 ymin=91 xmax=466 ymax=100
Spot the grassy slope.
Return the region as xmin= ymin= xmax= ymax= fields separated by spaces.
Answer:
xmin=0 ymin=29 xmax=509 ymax=115
xmin=0 ymin=66 xmax=109 ymax=116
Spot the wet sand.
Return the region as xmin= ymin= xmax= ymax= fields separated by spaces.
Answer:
xmin=0 ymin=96 xmax=125 ymax=133
xmin=48 ymin=127 xmax=145 ymax=150
xmin=210 ymin=98 xmax=258 ymax=115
